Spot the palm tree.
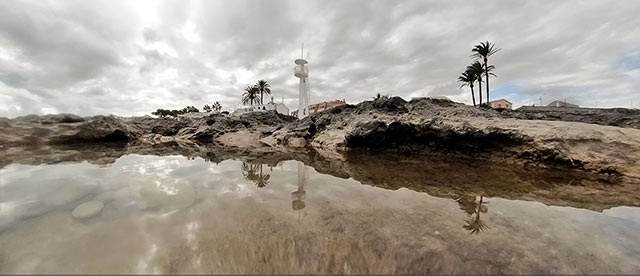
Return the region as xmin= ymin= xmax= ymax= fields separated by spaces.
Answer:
xmin=482 ymin=64 xmax=497 ymax=104
xmin=472 ymin=41 xmax=500 ymax=103
xmin=241 ymin=163 xmax=270 ymax=188
xmin=241 ymin=162 xmax=259 ymax=181
xmin=458 ymin=69 xmax=477 ymax=107
xmin=255 ymin=165 xmax=270 ymax=188
xmin=462 ymin=196 xmax=490 ymax=234
xmin=467 ymin=61 xmax=485 ymax=105
xmin=255 ymin=80 xmax=271 ymax=104
xmin=242 ymin=85 xmax=260 ymax=106
xmin=213 ymin=101 xmax=222 ymax=112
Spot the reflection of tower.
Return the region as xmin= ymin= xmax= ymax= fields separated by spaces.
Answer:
xmin=294 ymin=45 xmax=310 ymax=119
xmin=291 ymin=162 xmax=308 ymax=212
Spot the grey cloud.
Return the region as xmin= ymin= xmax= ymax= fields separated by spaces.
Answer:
xmin=1 ymin=0 xmax=640 ymax=118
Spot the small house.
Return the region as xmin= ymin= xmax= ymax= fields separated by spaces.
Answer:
xmin=489 ymin=99 xmax=512 ymax=110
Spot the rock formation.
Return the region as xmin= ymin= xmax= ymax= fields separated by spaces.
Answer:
xmin=1 ymin=97 xmax=640 ymax=180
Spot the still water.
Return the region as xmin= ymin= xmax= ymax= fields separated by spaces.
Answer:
xmin=0 ymin=154 xmax=639 ymax=274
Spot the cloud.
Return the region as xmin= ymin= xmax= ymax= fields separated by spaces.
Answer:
xmin=1 ymin=0 xmax=639 ymax=118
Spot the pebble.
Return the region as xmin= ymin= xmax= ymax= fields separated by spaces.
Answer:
xmin=72 ymin=200 xmax=104 ymax=219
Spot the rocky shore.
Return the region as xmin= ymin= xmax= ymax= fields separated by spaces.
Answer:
xmin=2 ymin=97 xmax=640 ymax=180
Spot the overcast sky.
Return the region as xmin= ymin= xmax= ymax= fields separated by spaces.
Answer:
xmin=1 ymin=0 xmax=639 ymax=117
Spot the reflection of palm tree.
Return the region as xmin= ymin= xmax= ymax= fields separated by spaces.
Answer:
xmin=241 ymin=162 xmax=258 ymax=180
xmin=460 ymin=196 xmax=490 ymax=234
xmin=455 ymin=195 xmax=477 ymax=215
xmin=241 ymin=162 xmax=270 ymax=188
xmin=255 ymin=165 xmax=270 ymax=188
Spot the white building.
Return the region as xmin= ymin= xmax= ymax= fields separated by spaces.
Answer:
xmin=232 ymin=97 xmax=289 ymax=116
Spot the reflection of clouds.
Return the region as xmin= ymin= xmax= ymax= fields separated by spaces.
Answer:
xmin=154 ymin=180 xmax=178 ymax=196
xmin=217 ymin=183 xmax=255 ymax=197
xmin=2 ymin=155 xmax=640 ymax=273
xmin=136 ymin=243 xmax=159 ymax=274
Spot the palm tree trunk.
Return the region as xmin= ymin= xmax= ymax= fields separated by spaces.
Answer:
xmin=478 ymin=80 xmax=483 ymax=106
xmin=484 ymin=57 xmax=490 ymax=104
xmin=260 ymin=92 xmax=263 ymax=105
xmin=470 ymin=85 xmax=476 ymax=107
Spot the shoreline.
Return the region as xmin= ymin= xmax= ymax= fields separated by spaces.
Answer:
xmin=1 ymin=97 xmax=640 ymax=179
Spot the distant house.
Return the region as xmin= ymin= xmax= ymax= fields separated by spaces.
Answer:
xmin=489 ymin=99 xmax=512 ymax=110
xmin=291 ymin=99 xmax=346 ymax=117
xmin=232 ymin=97 xmax=289 ymax=116
xmin=547 ymin=100 xmax=579 ymax=108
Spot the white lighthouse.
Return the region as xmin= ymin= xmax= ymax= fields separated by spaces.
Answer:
xmin=294 ymin=45 xmax=310 ymax=119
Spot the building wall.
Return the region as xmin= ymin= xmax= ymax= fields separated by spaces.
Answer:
xmin=274 ymin=103 xmax=289 ymax=115
xmin=232 ymin=102 xmax=290 ymax=116
xmin=490 ymin=99 xmax=512 ymax=110
xmin=291 ymin=99 xmax=346 ymax=117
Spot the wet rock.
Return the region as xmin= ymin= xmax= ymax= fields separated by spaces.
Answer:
xmin=72 ymin=200 xmax=104 ymax=219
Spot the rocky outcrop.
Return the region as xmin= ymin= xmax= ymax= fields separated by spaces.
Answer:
xmin=2 ymin=99 xmax=640 ymax=179
xmin=502 ymin=106 xmax=640 ymax=129
xmin=269 ymin=97 xmax=640 ymax=179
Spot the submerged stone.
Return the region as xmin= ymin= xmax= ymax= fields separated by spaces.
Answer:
xmin=72 ymin=200 xmax=104 ymax=219
xmin=94 ymin=191 xmax=115 ymax=203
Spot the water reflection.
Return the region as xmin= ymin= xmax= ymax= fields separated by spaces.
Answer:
xmin=458 ymin=195 xmax=489 ymax=234
xmin=1 ymin=154 xmax=640 ymax=274
xmin=292 ymin=162 xmax=308 ymax=212
xmin=241 ymin=162 xmax=271 ymax=188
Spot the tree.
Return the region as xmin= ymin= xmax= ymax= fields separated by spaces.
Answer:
xmin=467 ymin=61 xmax=485 ymax=105
xmin=255 ymin=80 xmax=271 ymax=104
xmin=373 ymin=93 xmax=391 ymax=100
xmin=241 ymin=162 xmax=258 ymax=181
xmin=213 ymin=101 xmax=222 ymax=112
xmin=482 ymin=64 xmax=496 ymax=105
xmin=255 ymin=165 xmax=270 ymax=188
xmin=458 ymin=69 xmax=477 ymax=107
xmin=241 ymin=163 xmax=270 ymax=188
xmin=462 ymin=196 xmax=490 ymax=235
xmin=203 ymin=102 xmax=222 ymax=112
xmin=242 ymin=85 xmax=260 ymax=106
xmin=472 ymin=41 xmax=500 ymax=103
